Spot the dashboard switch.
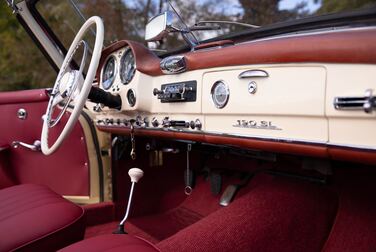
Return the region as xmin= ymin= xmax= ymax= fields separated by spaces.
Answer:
xmin=162 ymin=117 xmax=171 ymax=128
xmin=122 ymin=119 xmax=129 ymax=126
xmin=105 ymin=118 xmax=113 ymax=125
xmin=135 ymin=116 xmax=143 ymax=127
xmin=152 ymin=117 xmax=159 ymax=127
xmin=194 ymin=119 xmax=202 ymax=130
xmin=190 ymin=119 xmax=202 ymax=130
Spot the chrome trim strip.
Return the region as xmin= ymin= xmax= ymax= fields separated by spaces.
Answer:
xmin=97 ymin=125 xmax=376 ymax=152
xmin=326 ymin=143 xmax=376 ymax=151
xmin=204 ymin=130 xmax=327 ymax=145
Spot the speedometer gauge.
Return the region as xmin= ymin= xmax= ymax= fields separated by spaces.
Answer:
xmin=120 ymin=48 xmax=136 ymax=84
xmin=102 ymin=56 xmax=117 ymax=90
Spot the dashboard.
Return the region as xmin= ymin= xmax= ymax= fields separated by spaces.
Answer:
xmin=90 ymin=27 xmax=376 ymax=164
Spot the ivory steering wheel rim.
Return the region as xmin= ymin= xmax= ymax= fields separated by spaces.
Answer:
xmin=41 ymin=16 xmax=104 ymax=155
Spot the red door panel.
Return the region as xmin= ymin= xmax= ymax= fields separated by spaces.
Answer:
xmin=0 ymin=89 xmax=90 ymax=196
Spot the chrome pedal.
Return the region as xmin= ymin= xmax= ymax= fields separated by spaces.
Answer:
xmin=219 ymin=184 xmax=239 ymax=207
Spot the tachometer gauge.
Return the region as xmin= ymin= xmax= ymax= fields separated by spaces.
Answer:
xmin=102 ymin=56 xmax=117 ymax=90
xmin=211 ymin=81 xmax=229 ymax=109
xmin=120 ymin=48 xmax=136 ymax=84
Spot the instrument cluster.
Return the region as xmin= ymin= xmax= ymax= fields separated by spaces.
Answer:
xmin=101 ymin=46 xmax=136 ymax=92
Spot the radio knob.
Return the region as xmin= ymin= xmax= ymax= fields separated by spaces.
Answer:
xmin=153 ymin=88 xmax=164 ymax=96
xmin=151 ymin=117 xmax=159 ymax=127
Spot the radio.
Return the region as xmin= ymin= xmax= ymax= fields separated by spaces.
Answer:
xmin=153 ymin=81 xmax=197 ymax=103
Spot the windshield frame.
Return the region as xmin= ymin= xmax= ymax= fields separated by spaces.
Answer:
xmin=161 ymin=6 xmax=376 ymax=56
xmin=24 ymin=0 xmax=376 ymax=61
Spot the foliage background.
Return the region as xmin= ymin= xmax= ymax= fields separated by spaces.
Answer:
xmin=1 ymin=0 xmax=375 ymax=91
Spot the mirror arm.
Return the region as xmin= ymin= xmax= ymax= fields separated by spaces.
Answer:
xmin=181 ymin=33 xmax=199 ymax=49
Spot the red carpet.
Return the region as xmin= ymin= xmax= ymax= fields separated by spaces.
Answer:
xmin=322 ymin=167 xmax=376 ymax=252
xmin=157 ymin=173 xmax=338 ymax=252
xmin=85 ymin=173 xmax=339 ymax=251
xmin=83 ymin=142 xmax=376 ymax=252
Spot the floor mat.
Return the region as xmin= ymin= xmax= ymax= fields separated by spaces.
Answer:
xmin=84 ymin=206 xmax=203 ymax=244
xmin=128 ymin=205 xmax=203 ymax=241
xmin=85 ymin=176 xmax=224 ymax=242
xmin=85 ymin=221 xmax=160 ymax=244
xmin=158 ymin=173 xmax=338 ymax=252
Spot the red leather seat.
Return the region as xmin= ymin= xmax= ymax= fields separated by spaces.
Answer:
xmin=0 ymin=184 xmax=85 ymax=252
xmin=59 ymin=234 xmax=160 ymax=252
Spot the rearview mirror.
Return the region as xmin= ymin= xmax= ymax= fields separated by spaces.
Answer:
xmin=145 ymin=11 xmax=174 ymax=42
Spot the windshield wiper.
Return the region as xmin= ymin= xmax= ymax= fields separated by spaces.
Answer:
xmin=69 ymin=0 xmax=97 ymax=39
xmin=195 ymin=20 xmax=260 ymax=29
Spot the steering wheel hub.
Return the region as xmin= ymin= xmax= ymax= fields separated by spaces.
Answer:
xmin=60 ymin=71 xmax=76 ymax=97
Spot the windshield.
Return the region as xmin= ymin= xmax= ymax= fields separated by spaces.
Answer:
xmin=36 ymin=0 xmax=376 ymax=52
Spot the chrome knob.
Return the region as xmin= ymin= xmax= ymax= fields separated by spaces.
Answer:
xmin=153 ymin=88 xmax=164 ymax=96
xmin=105 ymin=118 xmax=113 ymax=125
xmin=162 ymin=117 xmax=170 ymax=127
xmin=135 ymin=116 xmax=143 ymax=127
xmin=121 ymin=119 xmax=129 ymax=126
xmin=195 ymin=119 xmax=202 ymax=130
xmin=143 ymin=117 xmax=149 ymax=127
xmin=191 ymin=119 xmax=202 ymax=130
xmin=151 ymin=117 xmax=159 ymax=127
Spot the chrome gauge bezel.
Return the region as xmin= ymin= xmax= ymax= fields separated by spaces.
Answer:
xmin=126 ymin=89 xmax=136 ymax=107
xmin=120 ymin=47 xmax=136 ymax=85
xmin=211 ymin=80 xmax=230 ymax=109
xmin=101 ymin=55 xmax=117 ymax=90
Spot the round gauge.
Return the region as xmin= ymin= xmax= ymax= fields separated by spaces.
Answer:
xmin=211 ymin=81 xmax=229 ymax=109
xmin=102 ymin=56 xmax=117 ymax=90
xmin=120 ymin=48 xmax=136 ymax=84
xmin=127 ymin=89 xmax=136 ymax=107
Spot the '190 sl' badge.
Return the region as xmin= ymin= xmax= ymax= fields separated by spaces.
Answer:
xmin=233 ymin=120 xmax=282 ymax=130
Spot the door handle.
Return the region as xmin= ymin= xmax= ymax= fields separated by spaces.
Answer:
xmin=238 ymin=69 xmax=269 ymax=79
xmin=12 ymin=140 xmax=41 ymax=152
xmin=334 ymin=89 xmax=376 ymax=113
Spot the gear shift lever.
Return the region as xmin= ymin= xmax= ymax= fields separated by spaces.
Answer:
xmin=113 ymin=168 xmax=144 ymax=234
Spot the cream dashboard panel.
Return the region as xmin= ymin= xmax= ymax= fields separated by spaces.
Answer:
xmin=98 ymin=59 xmax=328 ymax=143
xmin=325 ymin=64 xmax=376 ymax=149
xmin=202 ymin=66 xmax=327 ymax=142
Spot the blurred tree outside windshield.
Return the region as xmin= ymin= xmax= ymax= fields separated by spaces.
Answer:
xmin=1 ymin=0 xmax=376 ymax=91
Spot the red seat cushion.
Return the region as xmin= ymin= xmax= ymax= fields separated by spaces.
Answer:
xmin=0 ymin=184 xmax=85 ymax=251
xmin=59 ymin=234 xmax=160 ymax=252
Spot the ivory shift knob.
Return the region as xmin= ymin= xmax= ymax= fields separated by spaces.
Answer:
xmin=128 ymin=168 xmax=144 ymax=183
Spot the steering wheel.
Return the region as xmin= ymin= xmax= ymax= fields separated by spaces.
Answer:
xmin=41 ymin=16 xmax=104 ymax=155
